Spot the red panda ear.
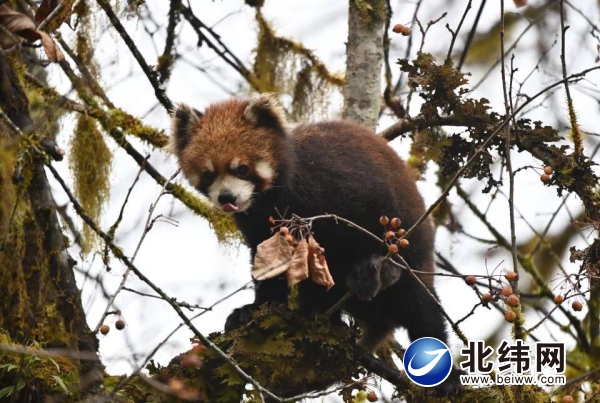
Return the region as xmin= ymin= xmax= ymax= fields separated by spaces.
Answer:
xmin=169 ymin=103 xmax=203 ymax=155
xmin=243 ymin=93 xmax=289 ymax=134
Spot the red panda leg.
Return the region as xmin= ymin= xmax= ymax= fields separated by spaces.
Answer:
xmin=355 ymin=317 xmax=396 ymax=353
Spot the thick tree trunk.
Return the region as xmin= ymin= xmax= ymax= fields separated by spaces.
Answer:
xmin=342 ymin=0 xmax=386 ymax=130
xmin=0 ymin=52 xmax=102 ymax=396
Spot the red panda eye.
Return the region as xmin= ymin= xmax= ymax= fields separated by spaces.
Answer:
xmin=201 ymin=171 xmax=215 ymax=184
xmin=236 ymin=165 xmax=249 ymax=177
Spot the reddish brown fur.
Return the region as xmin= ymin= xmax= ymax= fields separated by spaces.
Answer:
xmin=179 ymin=98 xmax=282 ymax=190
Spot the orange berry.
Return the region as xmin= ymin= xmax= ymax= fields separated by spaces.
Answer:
xmin=279 ymin=227 xmax=289 ymax=236
xmin=506 ymin=294 xmax=520 ymax=307
xmin=465 ymin=275 xmax=477 ymax=286
xmin=115 ymin=319 xmax=125 ymax=330
xmin=390 ymin=217 xmax=401 ymax=228
xmin=285 ymin=234 xmax=295 ymax=244
xmin=379 ymin=216 xmax=389 ymax=225
xmin=385 ymin=231 xmax=396 ymax=240
xmin=562 ymin=396 xmax=574 ymax=403
xmin=397 ymin=229 xmax=406 ymax=237
xmin=399 ymin=238 xmax=409 ymax=248
xmin=482 ymin=293 xmax=492 ymax=303
xmin=367 ymin=391 xmax=378 ymax=402
xmin=505 ymin=271 xmax=518 ymax=282
xmin=401 ymin=27 xmax=411 ymax=36
xmin=501 ymin=286 xmax=513 ymax=296
xmin=554 ymin=295 xmax=564 ymax=304
xmin=268 ymin=216 xmax=275 ymax=224
xmin=544 ymin=166 xmax=553 ymax=175
xmin=388 ymin=244 xmax=399 ymax=254
xmin=572 ymin=301 xmax=583 ymax=311
xmin=505 ymin=310 xmax=517 ymax=322
xmin=100 ymin=325 xmax=110 ymax=335
xmin=540 ymin=174 xmax=550 ymax=183
xmin=392 ymin=24 xmax=404 ymax=33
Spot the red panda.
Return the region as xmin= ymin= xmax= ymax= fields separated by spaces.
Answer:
xmin=171 ymin=94 xmax=461 ymax=394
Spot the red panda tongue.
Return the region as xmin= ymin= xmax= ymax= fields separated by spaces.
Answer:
xmin=221 ymin=203 xmax=239 ymax=213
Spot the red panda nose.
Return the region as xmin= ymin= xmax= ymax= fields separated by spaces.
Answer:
xmin=218 ymin=192 xmax=237 ymax=206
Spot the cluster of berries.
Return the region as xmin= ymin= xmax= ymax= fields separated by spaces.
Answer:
xmin=100 ymin=319 xmax=125 ymax=335
xmin=553 ymin=294 xmax=583 ymax=312
xmin=540 ymin=165 xmax=553 ymax=183
xmin=379 ymin=215 xmax=409 ymax=254
xmin=392 ymin=23 xmax=411 ymax=36
xmin=354 ymin=389 xmax=378 ymax=402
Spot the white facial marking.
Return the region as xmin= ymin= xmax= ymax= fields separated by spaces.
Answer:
xmin=186 ymin=173 xmax=200 ymax=188
xmin=255 ymin=161 xmax=275 ymax=184
xmin=230 ymin=157 xmax=240 ymax=170
xmin=205 ymin=160 xmax=214 ymax=172
xmin=208 ymin=174 xmax=254 ymax=212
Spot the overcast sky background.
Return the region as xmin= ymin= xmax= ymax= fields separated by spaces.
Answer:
xmin=44 ymin=0 xmax=600 ymax=400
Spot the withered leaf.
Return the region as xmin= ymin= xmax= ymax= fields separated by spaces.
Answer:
xmin=37 ymin=29 xmax=63 ymax=62
xmin=286 ymin=238 xmax=309 ymax=287
xmin=308 ymin=236 xmax=335 ymax=290
xmin=0 ymin=5 xmax=37 ymax=35
xmin=252 ymin=233 xmax=292 ymax=281
xmin=0 ymin=5 xmax=64 ymax=62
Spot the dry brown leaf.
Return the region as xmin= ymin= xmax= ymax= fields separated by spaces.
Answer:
xmin=37 ymin=29 xmax=64 ymax=62
xmin=252 ymin=233 xmax=292 ymax=281
xmin=307 ymin=236 xmax=335 ymax=290
xmin=0 ymin=5 xmax=36 ymax=36
xmin=0 ymin=5 xmax=64 ymax=62
xmin=287 ymin=238 xmax=309 ymax=287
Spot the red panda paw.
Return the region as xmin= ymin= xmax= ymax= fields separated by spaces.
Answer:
xmin=346 ymin=256 xmax=385 ymax=300
xmin=224 ymin=304 xmax=256 ymax=332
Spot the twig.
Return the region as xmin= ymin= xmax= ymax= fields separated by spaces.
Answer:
xmin=406 ymin=12 xmax=447 ymax=117
xmin=355 ymin=348 xmax=410 ymax=390
xmin=559 ymin=0 xmax=583 ymax=157
xmin=37 ymin=0 xmax=66 ymax=31
xmin=180 ymin=4 xmax=258 ymax=90
xmin=499 ymin=0 xmax=522 ymax=340
xmin=391 ymin=0 xmax=423 ymax=97
xmin=55 ymin=202 xmax=83 ymax=249
xmin=457 ymin=0 xmax=487 ymax=70
xmin=470 ymin=1 xmax=555 ymax=93
xmin=445 ymin=0 xmax=473 ymax=63
xmin=96 ymin=0 xmax=173 ymax=111
xmin=106 ymin=161 xmax=145 ymax=242
xmin=157 ymin=0 xmax=180 ymax=84
xmin=323 ymin=290 xmax=354 ymax=318
xmin=93 ymin=170 xmax=180 ymax=334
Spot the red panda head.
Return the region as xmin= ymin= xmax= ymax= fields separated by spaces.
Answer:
xmin=170 ymin=94 xmax=290 ymax=213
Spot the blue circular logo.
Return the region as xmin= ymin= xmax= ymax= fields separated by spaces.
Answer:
xmin=403 ymin=337 xmax=453 ymax=387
